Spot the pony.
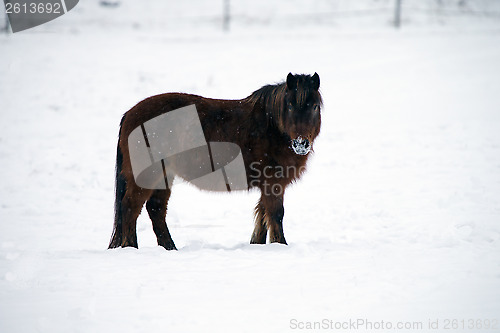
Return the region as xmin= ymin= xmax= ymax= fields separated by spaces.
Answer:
xmin=108 ymin=73 xmax=322 ymax=250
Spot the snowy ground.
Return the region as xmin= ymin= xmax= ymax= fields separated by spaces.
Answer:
xmin=1 ymin=1 xmax=500 ymax=332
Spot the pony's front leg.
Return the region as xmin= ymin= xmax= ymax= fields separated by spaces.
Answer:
xmin=250 ymin=200 xmax=267 ymax=244
xmin=258 ymin=187 xmax=287 ymax=245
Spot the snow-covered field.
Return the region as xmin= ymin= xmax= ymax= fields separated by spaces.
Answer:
xmin=1 ymin=1 xmax=500 ymax=332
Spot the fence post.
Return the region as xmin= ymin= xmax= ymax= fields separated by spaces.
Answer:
xmin=223 ymin=0 xmax=230 ymax=31
xmin=394 ymin=0 xmax=402 ymax=28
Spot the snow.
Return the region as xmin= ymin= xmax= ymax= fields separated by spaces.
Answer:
xmin=292 ymin=137 xmax=312 ymax=156
xmin=1 ymin=1 xmax=500 ymax=332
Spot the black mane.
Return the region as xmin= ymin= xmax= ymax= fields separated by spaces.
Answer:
xmin=245 ymin=82 xmax=287 ymax=123
xmin=244 ymin=74 xmax=322 ymax=129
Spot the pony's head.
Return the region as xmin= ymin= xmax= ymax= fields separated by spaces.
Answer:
xmin=279 ymin=72 xmax=322 ymax=155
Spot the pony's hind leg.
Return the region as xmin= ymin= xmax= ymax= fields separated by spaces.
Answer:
xmin=120 ymin=184 xmax=152 ymax=248
xmin=146 ymin=189 xmax=177 ymax=250
xmin=250 ymin=201 xmax=267 ymax=244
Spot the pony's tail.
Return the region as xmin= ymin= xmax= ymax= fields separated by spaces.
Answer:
xmin=108 ymin=116 xmax=127 ymax=248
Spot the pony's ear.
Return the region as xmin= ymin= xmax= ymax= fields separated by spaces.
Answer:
xmin=286 ymin=73 xmax=296 ymax=90
xmin=312 ymin=72 xmax=320 ymax=90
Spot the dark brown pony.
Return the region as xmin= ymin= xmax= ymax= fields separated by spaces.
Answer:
xmin=109 ymin=73 xmax=322 ymax=250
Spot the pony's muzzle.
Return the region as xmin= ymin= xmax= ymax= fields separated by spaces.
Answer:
xmin=291 ymin=136 xmax=311 ymax=155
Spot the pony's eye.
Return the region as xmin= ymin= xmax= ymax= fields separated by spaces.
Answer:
xmin=313 ymin=105 xmax=320 ymax=112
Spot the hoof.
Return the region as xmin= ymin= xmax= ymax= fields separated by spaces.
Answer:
xmin=159 ymin=242 xmax=177 ymax=251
